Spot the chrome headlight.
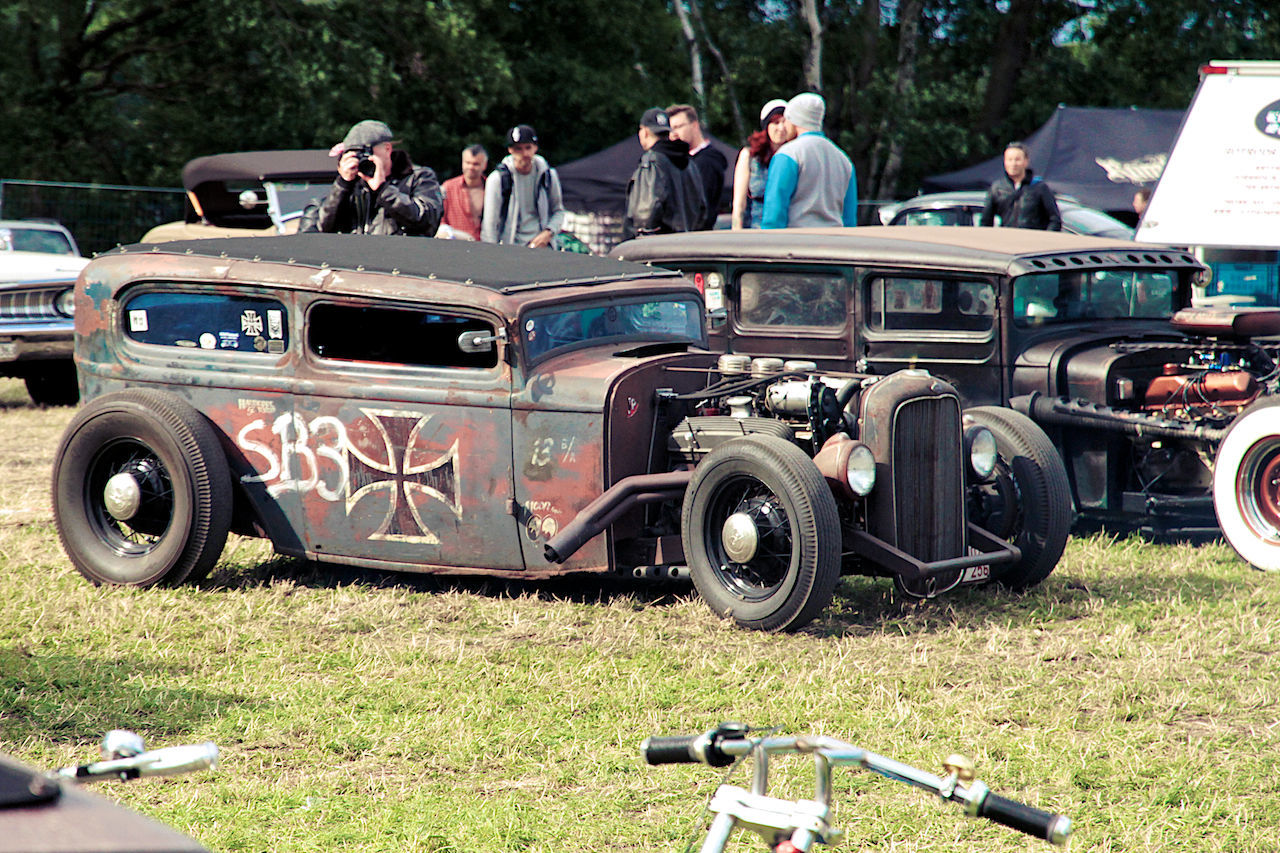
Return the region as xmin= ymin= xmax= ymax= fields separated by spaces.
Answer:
xmin=965 ymin=425 xmax=998 ymax=480
xmin=845 ymin=442 xmax=876 ymax=496
xmin=55 ymin=289 xmax=75 ymax=317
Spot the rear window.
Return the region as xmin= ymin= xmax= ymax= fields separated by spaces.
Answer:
xmin=866 ymin=276 xmax=995 ymax=333
xmin=125 ymin=292 xmax=288 ymax=353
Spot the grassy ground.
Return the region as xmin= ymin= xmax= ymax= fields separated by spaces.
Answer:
xmin=1 ymin=378 xmax=1278 ymax=852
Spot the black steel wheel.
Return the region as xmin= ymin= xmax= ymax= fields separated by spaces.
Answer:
xmin=24 ymin=362 xmax=80 ymax=406
xmin=1214 ymin=397 xmax=1280 ymax=572
xmin=52 ymin=389 xmax=232 ymax=586
xmin=681 ymin=434 xmax=840 ymax=632
xmin=966 ymin=406 xmax=1072 ymax=589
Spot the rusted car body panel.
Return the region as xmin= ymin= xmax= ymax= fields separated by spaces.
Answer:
xmin=75 ymin=240 xmax=713 ymax=579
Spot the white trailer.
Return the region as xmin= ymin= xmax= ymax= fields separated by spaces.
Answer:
xmin=1137 ymin=61 xmax=1280 ymax=304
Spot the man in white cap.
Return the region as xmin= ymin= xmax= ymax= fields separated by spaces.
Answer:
xmin=761 ymin=93 xmax=858 ymax=229
xmin=315 ymin=119 xmax=443 ymax=236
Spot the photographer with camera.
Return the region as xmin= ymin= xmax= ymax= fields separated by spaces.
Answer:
xmin=314 ymin=120 xmax=443 ymax=236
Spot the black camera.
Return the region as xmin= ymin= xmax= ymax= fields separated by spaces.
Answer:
xmin=347 ymin=145 xmax=377 ymax=178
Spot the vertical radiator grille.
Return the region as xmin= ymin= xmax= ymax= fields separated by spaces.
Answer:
xmin=891 ymin=396 xmax=964 ymax=561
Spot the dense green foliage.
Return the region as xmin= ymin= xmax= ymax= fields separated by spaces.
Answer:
xmin=1 ymin=1 xmax=1278 ymax=196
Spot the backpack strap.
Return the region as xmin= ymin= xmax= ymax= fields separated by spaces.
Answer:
xmin=496 ymin=163 xmax=514 ymax=237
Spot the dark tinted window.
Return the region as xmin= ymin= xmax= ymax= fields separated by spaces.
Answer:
xmin=309 ymin=303 xmax=497 ymax=369
xmin=124 ymin=292 xmax=288 ymax=353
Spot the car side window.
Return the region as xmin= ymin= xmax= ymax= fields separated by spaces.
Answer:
xmin=866 ymin=277 xmax=995 ymax=333
xmin=309 ymin=303 xmax=498 ymax=369
xmin=124 ymin=292 xmax=289 ymax=353
xmin=737 ymin=270 xmax=846 ymax=329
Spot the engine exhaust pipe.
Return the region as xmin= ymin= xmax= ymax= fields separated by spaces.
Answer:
xmin=544 ymin=471 xmax=692 ymax=564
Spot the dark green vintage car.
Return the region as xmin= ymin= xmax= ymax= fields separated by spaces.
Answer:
xmin=615 ymin=225 xmax=1280 ymax=573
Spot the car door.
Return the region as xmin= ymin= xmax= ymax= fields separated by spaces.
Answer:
xmin=289 ymin=298 xmax=523 ymax=572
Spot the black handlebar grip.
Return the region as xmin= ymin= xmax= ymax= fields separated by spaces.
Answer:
xmin=641 ymin=735 xmax=700 ymax=765
xmin=978 ymin=792 xmax=1072 ymax=845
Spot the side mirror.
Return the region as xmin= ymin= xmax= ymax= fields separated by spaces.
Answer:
xmin=458 ymin=327 xmax=506 ymax=354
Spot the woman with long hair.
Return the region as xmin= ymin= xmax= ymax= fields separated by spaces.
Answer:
xmin=731 ymin=99 xmax=790 ymax=229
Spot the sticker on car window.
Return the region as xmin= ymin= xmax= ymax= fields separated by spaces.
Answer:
xmin=129 ymin=310 xmax=148 ymax=332
xmin=241 ymin=309 xmax=264 ymax=337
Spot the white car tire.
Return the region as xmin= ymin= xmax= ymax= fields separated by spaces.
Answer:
xmin=1214 ymin=399 xmax=1280 ymax=572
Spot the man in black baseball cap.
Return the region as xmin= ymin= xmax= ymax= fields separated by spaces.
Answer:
xmin=482 ymin=124 xmax=566 ymax=247
xmin=622 ymin=108 xmax=706 ymax=240
xmin=312 ymin=119 xmax=443 ymax=236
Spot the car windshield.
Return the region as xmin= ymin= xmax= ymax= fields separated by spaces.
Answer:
xmin=1013 ymin=269 xmax=1178 ymax=327
xmin=0 ymin=226 xmax=76 ymax=255
xmin=891 ymin=207 xmax=979 ymax=227
xmin=1062 ymin=206 xmax=1134 ymax=240
xmin=523 ymin=296 xmax=704 ymax=362
xmin=267 ymin=181 xmax=331 ymax=217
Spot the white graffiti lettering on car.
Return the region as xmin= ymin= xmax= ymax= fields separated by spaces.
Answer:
xmin=237 ymin=413 xmax=349 ymax=500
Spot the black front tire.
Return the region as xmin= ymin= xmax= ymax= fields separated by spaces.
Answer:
xmin=966 ymin=406 xmax=1071 ymax=589
xmin=24 ymin=362 xmax=80 ymax=406
xmin=681 ymin=434 xmax=841 ymax=632
xmin=52 ymin=389 xmax=232 ymax=586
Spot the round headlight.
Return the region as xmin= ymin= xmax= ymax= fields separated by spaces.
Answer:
xmin=966 ymin=425 xmax=999 ymax=480
xmin=845 ymin=443 xmax=876 ymax=497
xmin=55 ymin=289 xmax=75 ymax=317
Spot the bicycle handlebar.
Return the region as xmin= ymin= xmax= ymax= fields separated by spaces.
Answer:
xmin=643 ymin=724 xmax=1071 ymax=847
xmin=57 ymin=742 xmax=219 ymax=782
xmin=975 ymin=789 xmax=1070 ymax=844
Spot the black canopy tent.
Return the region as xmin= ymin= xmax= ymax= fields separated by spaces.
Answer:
xmin=921 ymin=106 xmax=1184 ymax=214
xmin=556 ymin=135 xmax=740 ymax=214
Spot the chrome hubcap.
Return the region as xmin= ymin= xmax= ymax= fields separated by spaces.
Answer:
xmin=103 ymin=472 xmax=142 ymax=521
xmin=721 ymin=512 xmax=760 ymax=563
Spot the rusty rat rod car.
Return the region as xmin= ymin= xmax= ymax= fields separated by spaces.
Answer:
xmin=616 ymin=226 xmax=1280 ymax=571
xmin=53 ymin=234 xmax=1050 ymax=632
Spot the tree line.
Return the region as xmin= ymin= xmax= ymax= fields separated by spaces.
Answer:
xmin=3 ymin=0 xmax=1277 ymax=201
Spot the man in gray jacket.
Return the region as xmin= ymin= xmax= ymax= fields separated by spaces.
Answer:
xmin=761 ymin=94 xmax=858 ymax=229
xmin=481 ymin=125 xmax=566 ymax=247
xmin=315 ymin=120 xmax=442 ymax=236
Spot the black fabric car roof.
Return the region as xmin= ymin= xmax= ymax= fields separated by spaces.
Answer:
xmin=120 ymin=234 xmax=676 ymax=291
xmin=181 ymin=150 xmax=337 ymax=189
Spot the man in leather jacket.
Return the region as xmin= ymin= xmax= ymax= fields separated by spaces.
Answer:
xmin=979 ymin=142 xmax=1061 ymax=231
xmin=312 ymin=120 xmax=443 ymax=236
xmin=622 ymin=108 xmax=706 ymax=241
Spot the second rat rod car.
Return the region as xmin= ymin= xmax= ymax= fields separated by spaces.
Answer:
xmin=614 ymin=226 xmax=1280 ymax=572
xmin=54 ymin=235 xmax=1056 ymax=632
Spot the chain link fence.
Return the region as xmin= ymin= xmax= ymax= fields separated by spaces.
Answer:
xmin=0 ymin=180 xmax=186 ymax=256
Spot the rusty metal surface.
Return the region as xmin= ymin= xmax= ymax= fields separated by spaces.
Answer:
xmin=74 ymin=243 xmax=712 ymax=581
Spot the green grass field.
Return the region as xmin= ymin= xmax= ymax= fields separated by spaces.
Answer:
xmin=2 ymin=379 xmax=1278 ymax=852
